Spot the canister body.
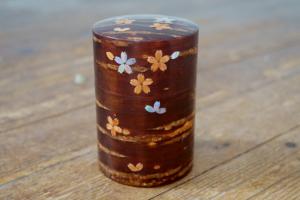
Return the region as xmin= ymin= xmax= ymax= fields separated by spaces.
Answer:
xmin=93 ymin=15 xmax=198 ymax=187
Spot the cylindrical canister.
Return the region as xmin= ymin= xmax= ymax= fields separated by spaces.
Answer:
xmin=93 ymin=15 xmax=198 ymax=187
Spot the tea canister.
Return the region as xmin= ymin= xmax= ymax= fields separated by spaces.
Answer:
xmin=93 ymin=15 xmax=198 ymax=187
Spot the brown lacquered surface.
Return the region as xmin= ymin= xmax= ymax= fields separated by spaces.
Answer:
xmin=93 ymin=15 xmax=198 ymax=187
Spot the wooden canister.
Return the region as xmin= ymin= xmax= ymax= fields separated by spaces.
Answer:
xmin=93 ymin=15 xmax=198 ymax=187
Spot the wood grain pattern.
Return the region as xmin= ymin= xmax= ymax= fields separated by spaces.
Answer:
xmin=0 ymin=0 xmax=300 ymax=198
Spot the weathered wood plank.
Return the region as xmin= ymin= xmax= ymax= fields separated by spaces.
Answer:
xmin=1 ymin=65 xmax=300 ymax=199
xmin=197 ymin=45 xmax=300 ymax=109
xmin=214 ymin=148 xmax=300 ymax=199
xmin=248 ymin=171 xmax=300 ymax=200
xmin=152 ymin=126 xmax=300 ymax=200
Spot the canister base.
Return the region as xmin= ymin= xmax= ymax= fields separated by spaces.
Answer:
xmin=98 ymin=161 xmax=193 ymax=187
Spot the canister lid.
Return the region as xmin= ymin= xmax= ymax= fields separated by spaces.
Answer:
xmin=93 ymin=15 xmax=198 ymax=42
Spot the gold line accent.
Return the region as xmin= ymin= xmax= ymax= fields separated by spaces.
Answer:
xmin=93 ymin=36 xmax=102 ymax=43
xmin=96 ymin=99 xmax=110 ymax=110
xmin=151 ymin=113 xmax=194 ymax=131
xmin=99 ymin=160 xmax=190 ymax=180
xmin=173 ymin=161 xmax=192 ymax=178
xmin=132 ymin=66 xmax=148 ymax=72
xmin=96 ymin=60 xmax=117 ymax=70
xmin=97 ymin=120 xmax=193 ymax=144
xmin=179 ymin=47 xmax=198 ymax=57
xmin=162 ymin=129 xmax=193 ymax=145
xmin=164 ymin=121 xmax=193 ymax=138
xmin=98 ymin=141 xmax=126 ymax=158
xmin=99 ymin=161 xmax=192 ymax=187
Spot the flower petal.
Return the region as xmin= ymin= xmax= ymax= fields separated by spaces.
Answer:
xmin=114 ymin=27 xmax=130 ymax=32
xmin=145 ymin=105 xmax=155 ymax=113
xmin=106 ymin=52 xmax=114 ymax=60
xmin=143 ymin=78 xmax=153 ymax=86
xmin=126 ymin=58 xmax=136 ymax=65
xmin=124 ymin=65 xmax=133 ymax=74
xmin=114 ymin=56 xmax=123 ymax=64
xmin=114 ymin=126 xmax=122 ymax=133
xmin=151 ymin=63 xmax=159 ymax=72
xmin=107 ymin=116 xmax=113 ymax=124
xmin=159 ymin=63 xmax=167 ymax=71
xmin=113 ymin=118 xmax=119 ymax=126
xmin=143 ymin=85 xmax=150 ymax=94
xmin=155 ymin=50 xmax=163 ymax=59
xmin=111 ymin=129 xmax=116 ymax=136
xmin=121 ymin=52 xmax=127 ymax=62
xmin=147 ymin=56 xmax=156 ymax=64
xmin=154 ymin=101 xmax=160 ymax=110
xmin=137 ymin=74 xmax=145 ymax=82
xmin=118 ymin=64 xmax=125 ymax=73
xmin=161 ymin=55 xmax=170 ymax=63
xmin=171 ymin=51 xmax=180 ymax=59
xmin=106 ymin=123 xmax=113 ymax=130
xmin=157 ymin=107 xmax=166 ymax=114
xmin=130 ymin=79 xmax=139 ymax=86
xmin=134 ymin=85 xmax=142 ymax=94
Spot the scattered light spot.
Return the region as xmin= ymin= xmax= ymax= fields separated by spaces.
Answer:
xmin=74 ymin=73 xmax=86 ymax=85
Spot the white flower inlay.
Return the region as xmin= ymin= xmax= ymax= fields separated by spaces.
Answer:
xmin=155 ymin=17 xmax=175 ymax=24
xmin=114 ymin=52 xmax=136 ymax=74
xmin=145 ymin=101 xmax=166 ymax=114
xmin=114 ymin=27 xmax=130 ymax=32
xmin=171 ymin=51 xmax=180 ymax=59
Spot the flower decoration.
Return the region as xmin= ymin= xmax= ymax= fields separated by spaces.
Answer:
xmin=147 ymin=50 xmax=170 ymax=72
xmin=106 ymin=52 xmax=114 ymax=60
xmin=171 ymin=51 xmax=180 ymax=59
xmin=128 ymin=162 xmax=143 ymax=172
xmin=145 ymin=101 xmax=166 ymax=114
xmin=130 ymin=74 xmax=153 ymax=94
xmin=155 ymin=17 xmax=175 ymax=24
xmin=114 ymin=52 xmax=136 ymax=74
xmin=106 ymin=116 xmax=122 ymax=136
xmin=150 ymin=23 xmax=172 ymax=30
xmin=114 ymin=27 xmax=130 ymax=32
xmin=115 ymin=18 xmax=135 ymax=25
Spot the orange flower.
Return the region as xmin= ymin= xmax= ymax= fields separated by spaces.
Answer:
xmin=150 ymin=23 xmax=171 ymax=30
xmin=115 ymin=18 xmax=135 ymax=25
xmin=147 ymin=50 xmax=170 ymax=72
xmin=130 ymin=74 xmax=153 ymax=94
xmin=106 ymin=116 xmax=122 ymax=136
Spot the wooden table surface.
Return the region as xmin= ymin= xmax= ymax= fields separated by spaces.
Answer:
xmin=1 ymin=0 xmax=300 ymax=199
